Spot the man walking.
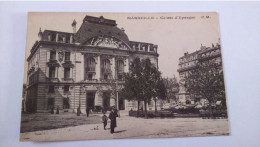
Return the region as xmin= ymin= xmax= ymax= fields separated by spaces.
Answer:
xmin=86 ymin=107 xmax=90 ymax=117
xmin=109 ymin=108 xmax=118 ymax=133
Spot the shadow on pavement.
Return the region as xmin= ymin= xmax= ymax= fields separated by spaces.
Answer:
xmin=114 ymin=130 xmax=127 ymax=133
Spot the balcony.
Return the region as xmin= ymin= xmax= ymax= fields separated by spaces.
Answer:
xmin=101 ymin=67 xmax=112 ymax=74
xmin=62 ymin=78 xmax=73 ymax=82
xmin=49 ymin=59 xmax=57 ymax=62
xmin=198 ymin=52 xmax=221 ymax=61
xmin=85 ymin=67 xmax=96 ymax=73
xmin=47 ymin=77 xmax=59 ymax=82
xmin=64 ymin=60 xmax=72 ymax=64
xmin=62 ymin=62 xmax=74 ymax=68
xmin=47 ymin=59 xmax=60 ymax=67
xmin=83 ymin=79 xmax=98 ymax=83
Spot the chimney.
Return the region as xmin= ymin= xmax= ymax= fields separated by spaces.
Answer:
xmin=72 ymin=19 xmax=77 ymax=33
xmin=38 ymin=28 xmax=43 ymax=40
xmin=200 ymin=44 xmax=206 ymax=50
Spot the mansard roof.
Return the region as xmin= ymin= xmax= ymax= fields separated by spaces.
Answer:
xmin=74 ymin=16 xmax=130 ymax=45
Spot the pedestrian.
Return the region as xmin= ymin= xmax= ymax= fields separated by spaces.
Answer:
xmin=102 ymin=112 xmax=108 ymax=130
xmin=86 ymin=107 xmax=90 ymax=117
xmin=51 ymin=106 xmax=54 ymax=114
xmin=77 ymin=106 xmax=81 ymax=116
xmin=56 ymin=106 xmax=59 ymax=114
xmin=109 ymin=108 xmax=118 ymax=133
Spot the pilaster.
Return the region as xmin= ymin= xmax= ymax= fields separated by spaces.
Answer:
xmin=96 ymin=55 xmax=101 ymax=80
xmin=111 ymin=56 xmax=115 ymax=79
xmin=125 ymin=58 xmax=129 ymax=73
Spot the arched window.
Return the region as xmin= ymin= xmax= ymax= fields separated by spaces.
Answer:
xmin=117 ymin=60 xmax=124 ymax=80
xmin=102 ymin=59 xmax=111 ymax=79
xmin=102 ymin=59 xmax=111 ymax=72
xmin=117 ymin=60 xmax=124 ymax=73
xmin=85 ymin=57 xmax=96 ymax=80
xmin=86 ymin=58 xmax=96 ymax=72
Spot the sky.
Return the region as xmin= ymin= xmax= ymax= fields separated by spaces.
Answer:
xmin=24 ymin=12 xmax=220 ymax=83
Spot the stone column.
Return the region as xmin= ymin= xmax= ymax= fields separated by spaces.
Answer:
xmin=96 ymin=55 xmax=100 ymax=80
xmin=70 ymin=67 xmax=73 ymax=79
xmin=125 ymin=58 xmax=129 ymax=73
xmin=63 ymin=37 xmax=66 ymax=43
xmin=46 ymin=51 xmax=50 ymax=77
xmin=70 ymin=34 xmax=73 ymax=44
xmin=46 ymin=67 xmax=49 ymax=78
xmin=55 ymin=33 xmax=59 ymax=42
xmin=111 ymin=56 xmax=115 ymax=79
xmin=56 ymin=67 xmax=59 ymax=78
xmin=81 ymin=53 xmax=85 ymax=80
xmin=56 ymin=51 xmax=58 ymax=60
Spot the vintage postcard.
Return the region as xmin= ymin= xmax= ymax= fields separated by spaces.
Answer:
xmin=20 ymin=12 xmax=229 ymax=142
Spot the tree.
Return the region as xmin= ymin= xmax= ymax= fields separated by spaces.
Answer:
xmin=153 ymin=77 xmax=166 ymax=112
xmin=121 ymin=58 xmax=166 ymax=118
xmin=184 ymin=60 xmax=226 ymax=117
xmin=163 ymin=77 xmax=179 ymax=103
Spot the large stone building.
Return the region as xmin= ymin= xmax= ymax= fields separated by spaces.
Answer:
xmin=25 ymin=15 xmax=159 ymax=113
xmin=176 ymin=42 xmax=222 ymax=104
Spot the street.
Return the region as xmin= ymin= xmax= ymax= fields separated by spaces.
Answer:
xmin=20 ymin=113 xmax=229 ymax=141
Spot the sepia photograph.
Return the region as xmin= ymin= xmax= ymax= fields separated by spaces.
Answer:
xmin=20 ymin=12 xmax=229 ymax=142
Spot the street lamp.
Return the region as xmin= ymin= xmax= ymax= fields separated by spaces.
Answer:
xmin=116 ymin=79 xmax=119 ymax=110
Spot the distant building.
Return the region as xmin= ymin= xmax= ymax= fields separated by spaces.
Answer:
xmin=25 ymin=15 xmax=159 ymax=113
xmin=22 ymin=84 xmax=27 ymax=112
xmin=176 ymin=42 xmax=222 ymax=104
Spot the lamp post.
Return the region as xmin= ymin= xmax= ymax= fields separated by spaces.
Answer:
xmin=116 ymin=79 xmax=119 ymax=110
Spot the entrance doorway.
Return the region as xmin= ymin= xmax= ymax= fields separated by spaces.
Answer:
xmin=119 ymin=98 xmax=125 ymax=110
xmin=103 ymin=92 xmax=110 ymax=110
xmin=86 ymin=92 xmax=95 ymax=109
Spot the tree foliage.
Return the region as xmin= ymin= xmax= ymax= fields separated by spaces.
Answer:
xmin=163 ymin=77 xmax=179 ymax=102
xmin=184 ymin=60 xmax=226 ymax=116
xmin=121 ymin=58 xmax=166 ymax=118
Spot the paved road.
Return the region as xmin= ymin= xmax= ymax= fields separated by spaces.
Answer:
xmin=20 ymin=115 xmax=229 ymax=142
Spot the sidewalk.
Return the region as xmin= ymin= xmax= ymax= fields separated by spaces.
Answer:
xmin=20 ymin=115 xmax=229 ymax=142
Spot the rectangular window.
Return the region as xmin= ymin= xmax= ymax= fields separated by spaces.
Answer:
xmin=104 ymin=74 xmax=108 ymax=80
xmin=50 ymin=51 xmax=56 ymax=60
xmin=88 ymin=74 xmax=93 ymax=79
xmin=64 ymin=68 xmax=70 ymax=79
xmin=49 ymin=85 xmax=55 ymax=93
xmin=64 ymin=85 xmax=70 ymax=93
xmin=49 ymin=67 xmax=56 ymax=78
xmin=65 ymin=52 xmax=70 ymax=61
xmin=118 ymin=74 xmax=123 ymax=80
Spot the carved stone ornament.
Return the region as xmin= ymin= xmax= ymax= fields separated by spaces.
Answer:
xmin=102 ymin=54 xmax=113 ymax=60
xmin=84 ymin=53 xmax=100 ymax=59
xmin=86 ymin=35 xmax=128 ymax=50
xmin=116 ymin=56 xmax=126 ymax=61
xmin=58 ymin=51 xmax=64 ymax=62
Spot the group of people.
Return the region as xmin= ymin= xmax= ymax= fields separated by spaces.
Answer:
xmin=79 ymin=106 xmax=119 ymax=134
xmin=102 ymin=108 xmax=119 ymax=134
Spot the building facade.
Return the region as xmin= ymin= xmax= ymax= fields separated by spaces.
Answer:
xmin=26 ymin=15 xmax=159 ymax=113
xmin=176 ymin=42 xmax=222 ymax=104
